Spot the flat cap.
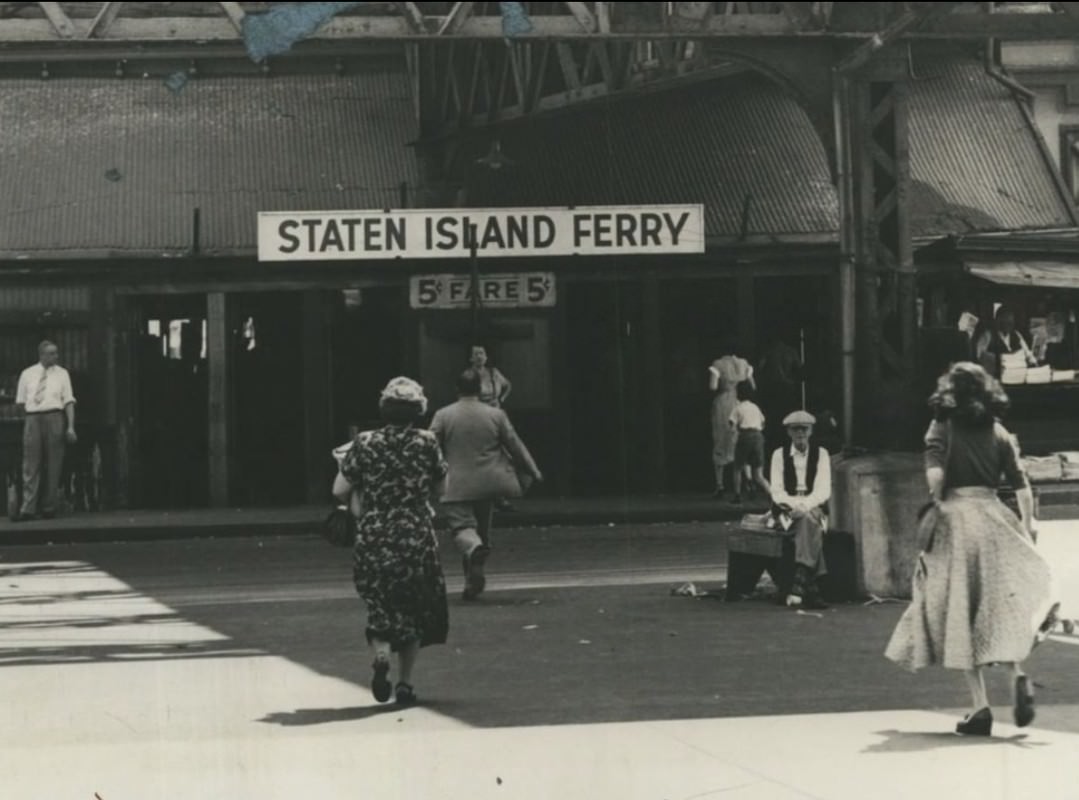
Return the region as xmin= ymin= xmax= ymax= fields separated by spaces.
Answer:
xmin=783 ymin=410 xmax=816 ymax=427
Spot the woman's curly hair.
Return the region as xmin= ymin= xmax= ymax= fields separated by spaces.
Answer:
xmin=928 ymin=362 xmax=1009 ymax=427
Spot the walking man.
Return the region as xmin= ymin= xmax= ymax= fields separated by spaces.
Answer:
xmin=15 ymin=341 xmax=77 ymax=521
xmin=431 ymin=369 xmax=542 ymax=600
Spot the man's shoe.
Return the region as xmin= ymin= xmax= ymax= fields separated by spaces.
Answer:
xmin=956 ymin=707 xmax=993 ymax=736
xmin=11 ymin=513 xmax=37 ymax=523
xmin=1014 ymin=675 xmax=1036 ymax=728
xmin=462 ymin=545 xmax=490 ymax=600
xmin=41 ymin=511 xmax=56 ymax=520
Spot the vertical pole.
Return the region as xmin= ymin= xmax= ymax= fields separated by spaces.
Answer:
xmin=302 ymin=290 xmax=331 ymax=504
xmin=641 ymin=271 xmax=666 ymax=492
xmin=800 ymin=327 xmax=807 ymax=410
xmin=207 ymin=292 xmax=229 ymax=508
xmin=833 ymin=72 xmax=857 ymax=448
xmin=470 ymin=229 xmax=480 ymax=345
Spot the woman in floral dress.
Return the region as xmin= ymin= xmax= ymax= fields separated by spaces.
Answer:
xmin=335 ymin=377 xmax=449 ymax=706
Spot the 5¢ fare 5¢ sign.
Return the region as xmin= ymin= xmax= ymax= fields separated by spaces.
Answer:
xmin=410 ymin=272 xmax=556 ymax=309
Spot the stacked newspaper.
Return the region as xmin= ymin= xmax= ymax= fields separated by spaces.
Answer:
xmin=1000 ymin=352 xmax=1028 ymax=385
xmin=1026 ymin=365 xmax=1052 ymax=384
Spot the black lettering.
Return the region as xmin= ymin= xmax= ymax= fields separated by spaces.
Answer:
xmin=573 ymin=214 xmax=591 ymax=247
xmin=319 ymin=219 xmax=344 ymax=252
xmin=505 ymin=279 xmax=520 ymax=302
xmin=507 ymin=215 xmax=528 ymax=248
xmin=640 ymin=213 xmax=663 ymax=246
xmin=435 ymin=217 xmax=458 ymax=250
xmin=664 ymin=211 xmax=691 ymax=246
xmin=449 ymin=279 xmax=468 ymax=301
xmin=480 ymin=217 xmax=506 ymax=250
xmin=386 ymin=217 xmax=406 ymax=251
xmin=593 ymin=214 xmax=613 ymax=248
xmin=535 ymin=215 xmax=556 ymax=248
xmin=615 ymin=214 xmax=637 ymax=247
xmin=483 ymin=280 xmax=501 ymax=301
xmin=417 ymin=278 xmax=439 ymax=306
xmin=302 ymin=219 xmax=321 ymax=252
xmin=425 ymin=217 xmax=434 ymax=250
xmin=278 ymin=220 xmax=300 ymax=254
xmin=342 ymin=219 xmax=362 ymax=251
xmin=527 ymin=276 xmax=546 ymax=303
xmin=363 ymin=218 xmax=382 ymax=250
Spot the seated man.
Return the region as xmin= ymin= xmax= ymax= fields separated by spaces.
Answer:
xmin=769 ymin=410 xmax=831 ymax=609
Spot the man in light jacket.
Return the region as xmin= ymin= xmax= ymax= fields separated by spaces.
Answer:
xmin=431 ymin=369 xmax=542 ymax=600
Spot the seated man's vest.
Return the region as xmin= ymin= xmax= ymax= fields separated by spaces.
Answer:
xmin=771 ymin=442 xmax=829 ymax=517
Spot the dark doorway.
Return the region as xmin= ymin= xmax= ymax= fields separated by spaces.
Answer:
xmin=229 ymin=292 xmax=306 ymax=507
xmin=661 ymin=279 xmax=740 ymax=493
xmin=330 ymin=286 xmax=406 ymax=441
xmin=134 ymin=294 xmax=209 ymax=508
xmin=564 ymin=281 xmax=646 ymax=496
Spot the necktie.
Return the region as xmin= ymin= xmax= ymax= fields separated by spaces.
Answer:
xmin=33 ymin=369 xmax=48 ymax=407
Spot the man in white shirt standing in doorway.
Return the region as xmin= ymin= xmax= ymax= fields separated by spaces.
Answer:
xmin=14 ymin=340 xmax=77 ymax=521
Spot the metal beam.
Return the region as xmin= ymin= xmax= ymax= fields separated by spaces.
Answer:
xmin=217 ymin=1 xmax=245 ymax=33
xmin=86 ymin=1 xmax=123 ymax=39
xmin=437 ymin=2 xmax=475 ymax=35
xmin=564 ymin=1 xmax=598 ymax=33
xmin=0 ymin=13 xmax=838 ymax=45
xmin=36 ymin=1 xmax=76 ymax=38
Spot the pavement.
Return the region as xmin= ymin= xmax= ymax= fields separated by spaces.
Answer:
xmin=4 ymin=482 xmax=1079 ymax=545
xmin=1 ymin=519 xmax=1078 ymax=799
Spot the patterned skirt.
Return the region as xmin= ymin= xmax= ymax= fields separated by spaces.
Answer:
xmin=352 ymin=513 xmax=449 ymax=651
xmin=885 ymin=487 xmax=1057 ymax=671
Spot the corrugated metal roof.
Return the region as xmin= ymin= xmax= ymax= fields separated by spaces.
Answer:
xmin=473 ymin=58 xmax=1075 ymax=241
xmin=467 ymin=73 xmax=840 ymax=240
xmin=0 ymin=72 xmax=421 ymax=257
xmin=907 ymin=58 xmax=1075 ymax=236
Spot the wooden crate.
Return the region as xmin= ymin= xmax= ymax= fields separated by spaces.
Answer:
xmin=728 ymin=526 xmax=786 ymax=559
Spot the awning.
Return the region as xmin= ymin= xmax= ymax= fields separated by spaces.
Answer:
xmin=965 ymin=260 xmax=1079 ymax=290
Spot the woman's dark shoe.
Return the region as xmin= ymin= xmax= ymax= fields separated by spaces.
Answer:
xmin=956 ymin=707 xmax=993 ymax=736
xmin=1014 ymin=676 xmax=1036 ymax=728
xmin=371 ymin=657 xmax=393 ymax=703
xmin=395 ymin=682 xmax=417 ymax=706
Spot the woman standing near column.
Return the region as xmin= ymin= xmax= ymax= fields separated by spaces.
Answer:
xmin=709 ymin=344 xmax=754 ymax=498
xmin=885 ymin=362 xmax=1058 ymax=736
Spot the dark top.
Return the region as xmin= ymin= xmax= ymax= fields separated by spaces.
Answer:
xmin=924 ymin=419 xmax=1028 ymax=492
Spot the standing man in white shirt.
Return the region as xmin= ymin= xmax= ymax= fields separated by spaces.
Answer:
xmin=769 ymin=410 xmax=831 ymax=610
xmin=14 ymin=341 xmax=77 ymax=521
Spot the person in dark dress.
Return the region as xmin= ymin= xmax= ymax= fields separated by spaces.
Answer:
xmin=885 ymin=363 xmax=1058 ymax=737
xmin=335 ymin=377 xmax=449 ymax=707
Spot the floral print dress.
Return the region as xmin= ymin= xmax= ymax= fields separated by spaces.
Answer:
xmin=341 ymin=425 xmax=449 ymax=651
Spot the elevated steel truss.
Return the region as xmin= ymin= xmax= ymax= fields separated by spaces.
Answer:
xmin=3 ymin=1 xmax=1076 ymax=449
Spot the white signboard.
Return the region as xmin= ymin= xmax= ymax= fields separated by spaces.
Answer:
xmin=410 ymin=272 xmax=555 ymax=309
xmin=257 ymin=205 xmax=704 ymax=261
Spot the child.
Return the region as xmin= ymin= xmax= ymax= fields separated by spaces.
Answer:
xmin=728 ymin=381 xmax=772 ymax=504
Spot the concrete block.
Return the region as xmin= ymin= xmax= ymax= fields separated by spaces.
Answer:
xmin=830 ymin=453 xmax=926 ymax=599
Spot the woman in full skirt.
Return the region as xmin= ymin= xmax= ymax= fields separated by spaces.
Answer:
xmin=884 ymin=362 xmax=1058 ymax=736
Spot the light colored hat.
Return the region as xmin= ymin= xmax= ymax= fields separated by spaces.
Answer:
xmin=783 ymin=410 xmax=816 ymax=427
xmin=380 ymin=376 xmax=428 ymax=415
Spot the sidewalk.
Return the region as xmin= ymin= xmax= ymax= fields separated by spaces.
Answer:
xmin=3 ymin=483 xmax=1079 ymax=545
xmin=0 ymin=493 xmax=767 ymax=545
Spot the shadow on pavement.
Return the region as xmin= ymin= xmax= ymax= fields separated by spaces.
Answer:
xmin=863 ymin=730 xmax=1051 ymax=754
xmin=14 ymin=544 xmax=1079 ymax=732
xmin=259 ymin=705 xmax=402 ymax=726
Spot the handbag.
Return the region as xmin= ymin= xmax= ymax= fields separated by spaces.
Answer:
xmin=323 ymin=505 xmax=356 ymax=548
xmin=916 ymin=421 xmax=952 ymax=553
